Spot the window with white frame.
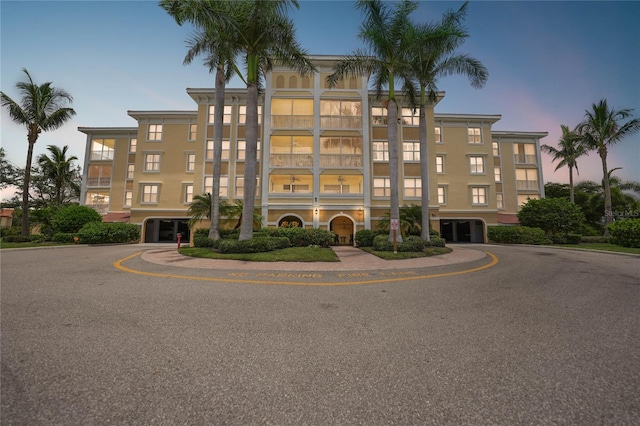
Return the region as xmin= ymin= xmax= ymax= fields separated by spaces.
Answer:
xmin=184 ymin=184 xmax=193 ymax=203
xmin=141 ymin=184 xmax=159 ymax=203
xmin=469 ymin=156 xmax=485 ymax=174
xmin=238 ymin=105 xmax=262 ymax=124
xmin=372 ymin=141 xmax=389 ymax=162
xmin=496 ymin=192 xmax=504 ymax=209
xmin=126 ymin=164 xmax=135 ymax=180
xmin=437 ymin=186 xmax=446 ymax=205
xmin=492 ymin=141 xmax=500 ymax=156
xmin=468 ymin=127 xmax=482 ymax=144
xmin=404 ymin=178 xmax=421 ymax=198
xmin=189 ymin=124 xmax=197 ymax=141
xmin=129 ymin=138 xmax=137 ymax=153
xmin=124 ymin=191 xmax=133 ymax=207
xmin=371 ymin=107 xmax=388 ymax=125
xmin=206 ymin=140 xmax=230 ymax=161
xmin=436 ymin=155 xmax=445 ymax=173
xmin=87 ymin=164 xmax=112 ymax=187
xmin=208 ymin=105 xmax=232 ymax=124
xmin=471 ymin=186 xmax=488 ymax=205
xmin=516 ymin=168 xmax=539 ymax=190
xmin=435 ymin=126 xmax=442 ymax=144
xmin=204 ymin=176 xmax=229 ymax=197
xmin=373 ymin=177 xmax=390 ymax=197
xmin=237 ymin=139 xmax=261 ymax=161
xmin=403 ymin=141 xmax=420 ymax=161
xmin=320 ymin=99 xmax=361 ymax=129
xmin=400 ymin=108 xmax=419 ymax=126
xmin=235 ymin=176 xmax=260 ymax=197
xmin=90 ymin=139 xmax=115 ymax=160
xmin=186 ymin=153 xmax=196 ymax=172
xmin=144 ymin=153 xmax=161 ymax=172
xmin=148 ymin=124 xmax=163 ymax=141
xmin=494 ymin=166 xmax=502 ymax=182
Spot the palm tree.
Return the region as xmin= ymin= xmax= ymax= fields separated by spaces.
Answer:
xmin=161 ymin=0 xmax=239 ymax=241
xmin=37 ymin=145 xmax=80 ymax=207
xmin=541 ymin=124 xmax=587 ymax=203
xmin=405 ymin=2 xmax=488 ymax=242
xmin=577 ymin=99 xmax=640 ymax=230
xmin=221 ymin=199 xmax=263 ymax=230
xmin=328 ymin=0 xmax=418 ymax=243
xmin=1 ymin=69 xmax=76 ymax=236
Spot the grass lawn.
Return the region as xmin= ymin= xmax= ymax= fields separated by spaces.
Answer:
xmin=554 ymin=243 xmax=640 ymax=255
xmin=179 ymin=246 xmax=341 ymax=262
xmin=361 ymin=246 xmax=452 ymax=260
xmin=0 ymin=241 xmax=72 ymax=249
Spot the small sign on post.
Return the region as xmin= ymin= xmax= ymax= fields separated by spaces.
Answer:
xmin=390 ymin=219 xmax=399 ymax=254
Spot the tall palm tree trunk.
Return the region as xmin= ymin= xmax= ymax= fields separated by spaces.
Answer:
xmin=387 ymin=98 xmax=402 ymax=243
xmin=418 ymin=91 xmax=430 ymax=242
xmin=209 ymin=64 xmax=226 ymax=240
xmin=21 ymin=138 xmax=36 ymax=236
xmin=600 ymin=150 xmax=613 ymax=233
xmin=568 ymin=164 xmax=575 ymax=204
xmin=239 ymin=79 xmax=259 ymax=240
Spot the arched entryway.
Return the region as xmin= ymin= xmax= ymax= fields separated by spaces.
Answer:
xmin=330 ymin=216 xmax=354 ymax=245
xmin=278 ymin=215 xmax=303 ymax=228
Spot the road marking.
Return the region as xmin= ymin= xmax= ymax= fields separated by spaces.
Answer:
xmin=114 ymin=251 xmax=499 ymax=286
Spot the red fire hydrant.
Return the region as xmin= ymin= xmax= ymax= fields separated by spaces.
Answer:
xmin=177 ymin=233 xmax=182 ymax=251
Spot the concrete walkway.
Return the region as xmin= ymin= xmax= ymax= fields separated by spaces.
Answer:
xmin=141 ymin=244 xmax=487 ymax=271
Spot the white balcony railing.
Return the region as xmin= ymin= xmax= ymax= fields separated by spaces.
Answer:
xmin=320 ymin=116 xmax=362 ymax=129
xmin=320 ymin=154 xmax=362 ymax=168
xmin=516 ymin=180 xmax=539 ymax=190
xmin=270 ymin=115 xmax=313 ymax=129
xmin=269 ymin=154 xmax=313 ymax=167
xmin=514 ymin=154 xmax=537 ymax=164
xmin=86 ymin=177 xmax=112 ymax=187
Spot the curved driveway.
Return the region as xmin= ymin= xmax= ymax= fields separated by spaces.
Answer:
xmin=2 ymin=244 xmax=639 ymax=424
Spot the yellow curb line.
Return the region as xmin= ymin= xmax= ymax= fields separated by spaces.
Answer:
xmin=114 ymin=251 xmax=499 ymax=286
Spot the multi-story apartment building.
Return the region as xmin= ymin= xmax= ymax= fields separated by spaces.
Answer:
xmin=79 ymin=56 xmax=546 ymax=244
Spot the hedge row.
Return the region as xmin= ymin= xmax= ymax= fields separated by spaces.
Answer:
xmin=608 ymin=219 xmax=640 ymax=248
xmin=371 ymin=234 xmax=446 ymax=252
xmin=77 ymin=222 xmax=140 ymax=244
xmin=487 ymin=226 xmax=551 ymax=245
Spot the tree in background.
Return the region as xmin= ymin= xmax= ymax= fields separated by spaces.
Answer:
xmin=404 ymin=1 xmax=487 ymax=242
xmin=0 ymin=147 xmax=18 ymax=192
xmin=517 ymin=198 xmax=584 ymax=237
xmin=541 ymin=124 xmax=587 ymax=203
xmin=37 ymin=145 xmax=80 ymax=207
xmin=1 ymin=69 xmax=76 ymax=236
xmin=577 ymin=99 xmax=640 ymax=231
xmin=328 ymin=0 xmax=418 ymax=243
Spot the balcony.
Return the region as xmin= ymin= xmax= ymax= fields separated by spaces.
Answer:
xmin=320 ymin=154 xmax=362 ymax=168
xmin=514 ymin=154 xmax=537 ymax=164
xmin=270 ymin=115 xmax=313 ymax=129
xmin=320 ymin=116 xmax=362 ymax=129
xmin=516 ymin=180 xmax=539 ymax=190
xmin=87 ymin=203 xmax=109 ymax=214
xmin=270 ymin=153 xmax=313 ymax=167
xmin=86 ymin=177 xmax=112 ymax=187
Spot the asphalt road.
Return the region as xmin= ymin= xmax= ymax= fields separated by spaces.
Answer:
xmin=1 ymin=244 xmax=639 ymax=425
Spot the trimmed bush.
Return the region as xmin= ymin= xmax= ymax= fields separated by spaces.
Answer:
xmin=267 ymin=227 xmax=334 ymax=247
xmin=193 ymin=234 xmax=216 ymax=248
xmin=1 ymin=235 xmax=32 ymax=243
xmin=487 ymin=226 xmax=552 ymax=245
xmin=218 ymin=237 xmax=274 ymax=254
xmin=269 ymin=236 xmax=292 ymax=250
xmin=580 ymin=235 xmax=612 ymax=244
xmin=550 ymin=233 xmax=583 ymax=245
xmin=51 ymin=205 xmax=101 ymax=233
xmin=425 ymin=236 xmax=446 ymax=247
xmin=608 ymin=219 xmax=640 ymax=248
xmin=52 ymin=232 xmax=77 ymax=243
xmin=372 ymin=234 xmax=427 ymax=252
xmin=517 ymin=198 xmax=584 ymax=235
xmin=78 ymin=222 xmax=140 ymax=244
xmin=355 ymin=229 xmax=376 ymax=247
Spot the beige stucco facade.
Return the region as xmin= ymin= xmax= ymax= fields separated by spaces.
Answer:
xmin=79 ymin=56 xmax=546 ymax=244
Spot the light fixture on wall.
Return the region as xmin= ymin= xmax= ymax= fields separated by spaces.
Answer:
xmin=314 ymin=208 xmax=319 ymax=215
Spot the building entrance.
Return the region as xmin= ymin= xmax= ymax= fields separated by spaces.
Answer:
xmin=144 ymin=219 xmax=190 ymax=243
xmin=440 ymin=219 xmax=485 ymax=243
xmin=330 ymin=216 xmax=354 ymax=245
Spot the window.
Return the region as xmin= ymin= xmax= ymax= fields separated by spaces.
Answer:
xmin=371 ymin=107 xmax=387 ymax=125
xmin=403 ymin=142 xmax=420 ymax=161
xmin=471 ymin=187 xmax=487 ymax=205
xmin=516 ymin=168 xmax=539 ymax=190
xmin=189 ymin=124 xmax=197 ymax=141
xmin=320 ymin=100 xmax=362 ymax=128
xmin=144 ymin=153 xmax=161 ymax=172
xmin=496 ymin=192 xmax=504 ymax=209
xmin=184 ymin=184 xmax=193 ymax=203
xmin=204 ymin=176 xmax=228 ymax=197
xmin=129 ymin=138 xmax=137 ymax=153
xmin=494 ymin=166 xmax=502 ymax=182
xmin=518 ymin=194 xmax=539 ymax=206
xmin=436 ymin=155 xmax=445 ymax=174
xmin=235 ymin=177 xmax=260 ymax=197
xmin=272 ymin=99 xmax=313 ymax=128
xmin=238 ymin=105 xmax=262 ymax=124
xmin=268 ymin=174 xmax=312 ymax=193
xmin=208 ymin=105 xmax=231 ymax=124
xmin=435 ymin=127 xmax=442 ymax=144
xmin=404 ymin=178 xmax=421 ymax=198
xmin=372 ymin=141 xmax=389 ymax=162
xmin=206 ymin=140 xmax=230 ymax=161
xmin=320 ymin=136 xmax=362 ymax=167
xmin=514 ymin=143 xmax=537 ymax=164
xmin=373 ymin=177 xmax=390 ymax=197
xmin=237 ymin=140 xmax=261 ymax=161
xmin=438 ymin=186 xmax=446 ymax=205
xmin=141 ymin=184 xmax=159 ymax=203
xmin=87 ymin=164 xmax=112 ymax=187
xmin=400 ymin=108 xmax=419 ymax=126
xmin=90 ymin=139 xmax=115 ymax=160
xmin=186 ymin=153 xmax=196 ymax=172
xmin=492 ymin=141 xmax=500 ymax=156
xmin=126 ymin=164 xmax=135 ymax=180
xmin=85 ymin=191 xmax=110 ymax=214
xmin=124 ymin=191 xmax=132 ymax=208
xmin=468 ymin=127 xmax=482 ymax=144
xmin=469 ymin=156 xmax=485 ymax=174
xmin=320 ymin=174 xmax=363 ymax=194
xmin=148 ymin=124 xmax=162 ymax=141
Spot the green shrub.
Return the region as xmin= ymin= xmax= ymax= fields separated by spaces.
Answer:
xmin=517 ymin=198 xmax=584 ymax=235
xmin=51 ymin=205 xmax=101 ymax=233
xmin=425 ymin=236 xmax=446 ymax=247
xmin=1 ymin=235 xmax=32 ymax=243
xmin=488 ymin=226 xmax=552 ymax=245
xmin=52 ymin=233 xmax=76 ymax=243
xmin=193 ymin=234 xmax=216 ymax=248
xmin=78 ymin=222 xmax=140 ymax=244
xmin=218 ymin=237 xmax=274 ymax=254
xmin=372 ymin=234 xmax=428 ymax=252
xmin=429 ymin=228 xmax=441 ymax=237
xmin=0 ymin=226 xmax=21 ymax=238
xmin=269 ymin=236 xmax=291 ymax=250
xmin=581 ymin=235 xmax=612 ymax=244
xmin=550 ymin=233 xmax=583 ymax=244
xmin=267 ymin=227 xmax=333 ymax=247
xmin=355 ymin=229 xmax=376 ymax=247
xmin=29 ymin=234 xmax=46 ymax=243
xmin=608 ymin=219 xmax=640 ymax=248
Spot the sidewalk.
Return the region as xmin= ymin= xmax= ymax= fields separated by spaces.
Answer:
xmin=141 ymin=244 xmax=487 ymax=272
